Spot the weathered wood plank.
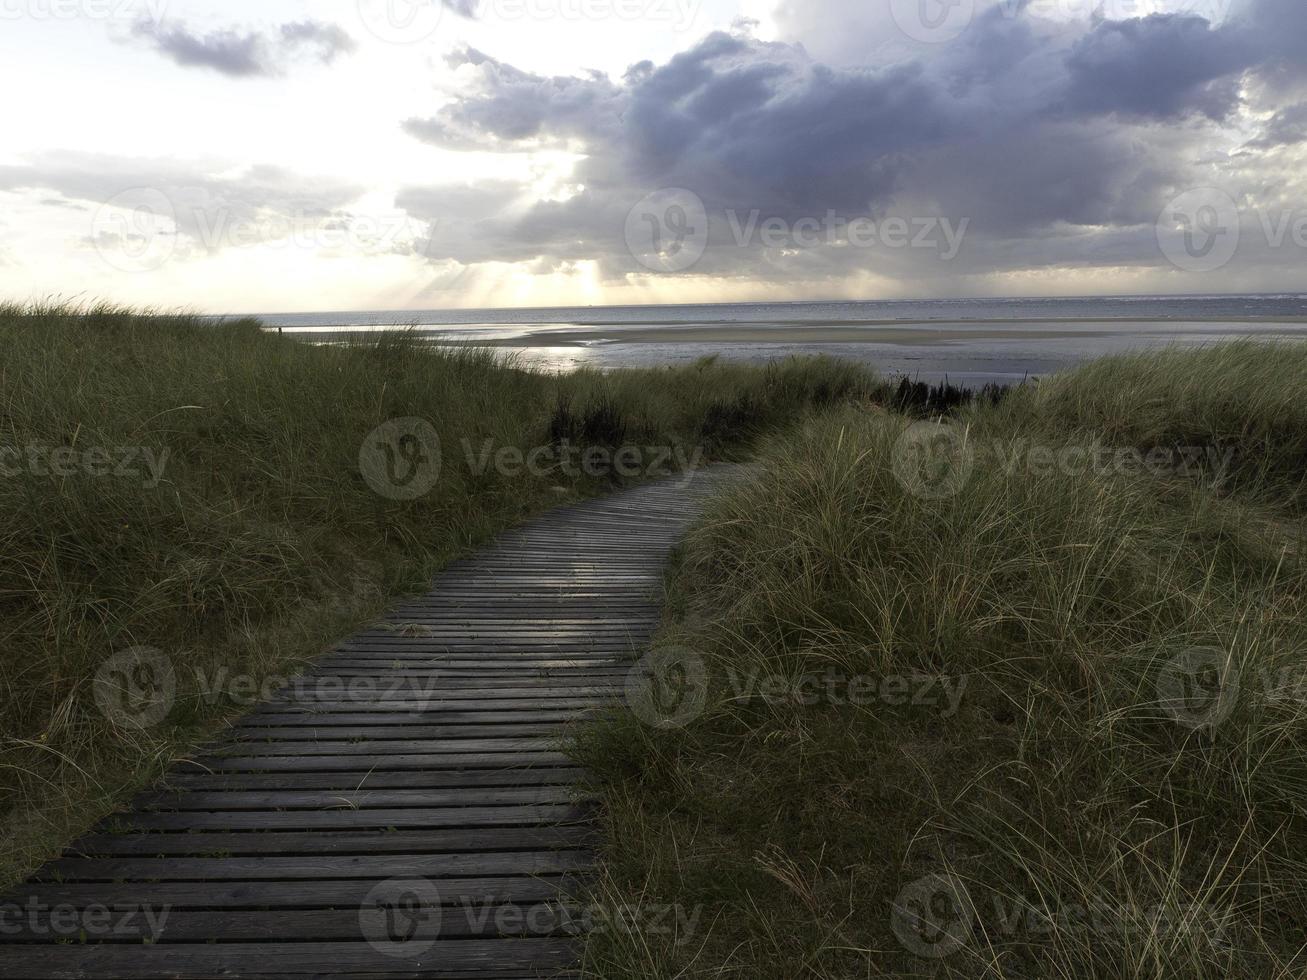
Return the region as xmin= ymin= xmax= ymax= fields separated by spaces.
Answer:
xmin=68 ymin=827 xmax=597 ymax=857
xmin=201 ymin=737 xmax=560 ymax=757
xmin=135 ymin=785 xmax=580 ymax=810
xmin=221 ymin=723 xmax=575 ymax=741
xmin=156 ymin=768 xmax=587 ymax=791
xmin=0 ymin=876 xmax=585 ymax=910
xmin=183 ymin=753 xmax=575 ymax=773
xmin=0 ymin=939 xmax=581 ymax=977
xmin=237 ymin=716 xmax=595 ymax=731
xmin=108 ymin=803 xmax=594 ymax=831
xmin=36 ymin=850 xmax=592 ymax=882
xmin=0 ymin=903 xmax=580 ymax=942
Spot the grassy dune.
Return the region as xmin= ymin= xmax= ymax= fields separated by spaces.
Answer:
xmin=0 ymin=302 xmax=880 ymax=887
xmin=982 ymin=341 xmax=1307 ymax=508
xmin=577 ymin=342 xmax=1307 ymax=978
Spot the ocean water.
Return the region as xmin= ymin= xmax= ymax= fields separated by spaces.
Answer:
xmin=250 ymin=294 xmax=1307 ymax=385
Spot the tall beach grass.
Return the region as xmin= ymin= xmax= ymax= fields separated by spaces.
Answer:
xmin=577 ymin=341 xmax=1307 ymax=978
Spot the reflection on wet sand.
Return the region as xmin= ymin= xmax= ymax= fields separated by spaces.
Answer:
xmin=270 ymin=318 xmax=1307 ymax=386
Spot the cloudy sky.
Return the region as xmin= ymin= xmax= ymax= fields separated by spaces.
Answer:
xmin=1 ymin=0 xmax=1304 ymax=312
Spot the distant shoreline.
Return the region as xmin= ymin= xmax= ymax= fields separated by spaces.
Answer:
xmin=510 ymin=315 xmax=1307 ymax=328
xmin=455 ymin=318 xmax=1307 ymax=347
xmin=271 ymin=316 xmax=1307 ymax=349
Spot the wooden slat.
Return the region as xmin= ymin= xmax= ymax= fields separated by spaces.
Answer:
xmin=156 ymin=768 xmax=588 ymax=791
xmin=135 ymin=785 xmax=581 ymax=810
xmin=68 ymin=827 xmax=597 ymax=857
xmin=201 ymin=737 xmax=560 ymax=756
xmin=0 ymin=939 xmax=580 ymax=978
xmin=0 ymin=876 xmax=584 ymax=909
xmin=36 ymin=851 xmax=592 ymax=882
xmin=183 ymin=752 xmax=575 ymax=772
xmin=237 ymin=716 xmax=595 ymax=731
xmin=221 ymin=723 xmax=575 ymax=740
xmin=0 ymin=903 xmax=580 ymax=942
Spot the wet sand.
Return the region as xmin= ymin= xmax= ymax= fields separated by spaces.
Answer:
xmin=274 ymin=316 xmax=1307 ymax=385
xmin=426 ymin=317 xmax=1307 ymax=348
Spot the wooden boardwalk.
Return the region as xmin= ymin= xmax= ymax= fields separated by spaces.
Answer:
xmin=0 ymin=472 xmax=725 ymax=978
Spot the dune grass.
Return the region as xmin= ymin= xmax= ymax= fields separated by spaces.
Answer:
xmin=977 ymin=340 xmax=1307 ymax=507
xmin=576 ymin=342 xmax=1307 ymax=978
xmin=0 ymin=301 xmax=882 ymax=888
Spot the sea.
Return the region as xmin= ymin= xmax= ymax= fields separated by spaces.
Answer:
xmin=250 ymin=294 xmax=1307 ymax=386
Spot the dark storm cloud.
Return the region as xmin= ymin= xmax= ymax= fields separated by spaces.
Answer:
xmin=1235 ymin=0 xmax=1307 ymax=79
xmin=410 ymin=47 xmax=623 ymax=149
xmin=394 ymin=0 xmax=1307 ymax=285
xmin=1060 ymin=14 xmax=1251 ymax=121
xmin=132 ymin=19 xmax=357 ymax=77
xmin=407 ymin=36 xmax=957 ymax=215
xmin=616 ymin=35 xmax=956 ymax=214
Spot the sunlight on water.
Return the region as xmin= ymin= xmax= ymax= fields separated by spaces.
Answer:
xmin=253 ymin=296 xmax=1307 ymax=385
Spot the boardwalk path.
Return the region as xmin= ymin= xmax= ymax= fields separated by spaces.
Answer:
xmin=0 ymin=471 xmax=726 ymax=978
